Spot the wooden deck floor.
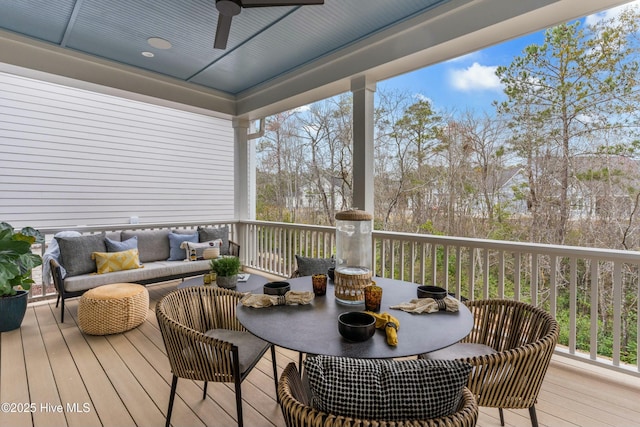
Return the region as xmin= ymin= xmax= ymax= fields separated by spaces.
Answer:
xmin=1 ymin=280 xmax=638 ymax=427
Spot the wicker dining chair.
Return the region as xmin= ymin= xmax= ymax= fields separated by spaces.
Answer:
xmin=420 ymin=299 xmax=559 ymax=427
xmin=156 ymin=286 xmax=278 ymax=427
xmin=277 ymin=362 xmax=479 ymax=427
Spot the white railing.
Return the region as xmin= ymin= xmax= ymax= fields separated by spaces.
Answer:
xmin=240 ymin=221 xmax=335 ymax=278
xmin=28 ymin=219 xmax=638 ymax=376
xmin=240 ymin=220 xmax=639 ymax=376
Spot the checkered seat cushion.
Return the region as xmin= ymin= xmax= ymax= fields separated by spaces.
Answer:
xmin=304 ymin=355 xmax=472 ymax=421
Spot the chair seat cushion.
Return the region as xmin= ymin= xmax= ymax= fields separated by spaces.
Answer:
xmin=304 ymin=355 xmax=471 ymax=421
xmin=204 ymin=329 xmax=270 ymax=375
xmin=421 ymin=343 xmax=497 ymax=360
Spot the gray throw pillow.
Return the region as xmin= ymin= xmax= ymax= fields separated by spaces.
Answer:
xmin=122 ymin=229 xmax=170 ymax=263
xmin=198 ymin=226 xmax=230 ymax=255
xmin=105 ymin=236 xmax=138 ymax=252
xmin=56 ymin=233 xmax=107 ymax=277
xmin=295 ymin=255 xmax=334 ymax=276
xmin=304 ymin=355 xmax=471 ymax=421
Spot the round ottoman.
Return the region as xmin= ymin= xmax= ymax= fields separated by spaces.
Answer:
xmin=78 ymin=283 xmax=149 ymax=335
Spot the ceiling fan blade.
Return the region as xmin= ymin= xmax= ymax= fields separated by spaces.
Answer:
xmin=240 ymin=0 xmax=323 ymax=7
xmin=214 ymin=14 xmax=233 ymax=49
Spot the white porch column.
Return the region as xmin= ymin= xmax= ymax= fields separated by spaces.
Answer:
xmin=233 ymin=118 xmax=255 ymax=221
xmin=233 ymin=118 xmax=255 ymax=263
xmin=351 ymin=76 xmax=376 ymax=214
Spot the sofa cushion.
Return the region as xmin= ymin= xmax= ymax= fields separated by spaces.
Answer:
xmin=105 ymin=236 xmax=138 ymax=252
xmin=121 ymin=229 xmax=170 ymax=263
xmin=198 ymin=226 xmax=230 ymax=255
xmin=62 ymin=260 xmax=211 ymax=293
xmin=295 ymin=255 xmax=334 ymax=276
xmin=304 ymin=355 xmax=471 ymax=421
xmin=167 ymin=232 xmax=199 ymax=261
xmin=56 ymin=233 xmax=107 ymax=277
xmin=91 ymin=248 xmax=143 ymax=274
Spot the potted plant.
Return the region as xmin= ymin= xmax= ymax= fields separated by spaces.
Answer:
xmin=0 ymin=222 xmax=43 ymax=332
xmin=209 ymin=256 xmax=241 ymax=289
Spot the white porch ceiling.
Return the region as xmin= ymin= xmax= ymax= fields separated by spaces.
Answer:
xmin=0 ymin=0 xmax=631 ymax=119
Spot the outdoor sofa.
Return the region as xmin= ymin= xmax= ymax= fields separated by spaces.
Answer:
xmin=49 ymin=226 xmax=238 ymax=322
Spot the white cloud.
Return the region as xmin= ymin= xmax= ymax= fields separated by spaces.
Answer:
xmin=448 ymin=62 xmax=501 ymax=92
xmin=585 ymin=0 xmax=640 ymax=26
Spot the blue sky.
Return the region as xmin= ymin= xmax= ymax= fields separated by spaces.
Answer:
xmin=377 ymin=1 xmax=639 ymax=115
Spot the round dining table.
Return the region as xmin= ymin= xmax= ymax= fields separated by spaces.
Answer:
xmin=236 ymin=276 xmax=473 ymax=359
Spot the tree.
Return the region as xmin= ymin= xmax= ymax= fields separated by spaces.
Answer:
xmin=374 ymin=90 xmax=419 ymax=230
xmin=390 ymin=99 xmax=444 ymax=228
xmin=495 ymin=12 xmax=640 ymax=244
xmin=297 ymin=95 xmax=354 ymax=225
xmin=257 ymin=111 xmax=303 ymax=222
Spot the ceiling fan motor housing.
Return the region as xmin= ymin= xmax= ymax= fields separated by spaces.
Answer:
xmin=216 ymin=0 xmax=242 ymax=16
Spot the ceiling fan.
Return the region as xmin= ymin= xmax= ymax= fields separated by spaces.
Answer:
xmin=214 ymin=0 xmax=325 ymax=50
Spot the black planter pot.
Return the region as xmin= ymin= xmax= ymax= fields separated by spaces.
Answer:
xmin=0 ymin=290 xmax=29 ymax=332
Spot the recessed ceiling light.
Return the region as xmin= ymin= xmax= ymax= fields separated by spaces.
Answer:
xmin=141 ymin=51 xmax=155 ymax=58
xmin=147 ymin=37 xmax=172 ymax=49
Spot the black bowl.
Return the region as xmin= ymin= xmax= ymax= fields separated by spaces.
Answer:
xmin=264 ymin=281 xmax=291 ymax=296
xmin=338 ymin=312 xmax=376 ymax=342
xmin=417 ymin=285 xmax=447 ymax=299
xmin=327 ymin=267 xmax=335 ymax=281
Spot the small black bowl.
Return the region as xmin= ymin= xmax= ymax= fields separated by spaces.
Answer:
xmin=417 ymin=285 xmax=447 ymax=299
xmin=264 ymin=281 xmax=291 ymax=296
xmin=338 ymin=312 xmax=376 ymax=342
xmin=327 ymin=267 xmax=335 ymax=281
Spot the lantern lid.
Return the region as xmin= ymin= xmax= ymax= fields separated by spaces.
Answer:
xmin=335 ymin=209 xmax=372 ymax=221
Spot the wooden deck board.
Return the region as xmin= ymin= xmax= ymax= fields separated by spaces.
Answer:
xmin=57 ymin=312 xmax=136 ymax=426
xmin=1 ymin=280 xmax=638 ymax=427
xmin=21 ymin=304 xmax=67 ymax=427
xmin=0 ymin=327 xmax=32 ymax=427
xmin=34 ymin=304 xmax=101 ymax=427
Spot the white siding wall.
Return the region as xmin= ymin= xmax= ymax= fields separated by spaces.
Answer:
xmin=0 ymin=72 xmax=235 ymax=228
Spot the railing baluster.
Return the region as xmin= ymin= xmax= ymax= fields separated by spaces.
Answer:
xmin=514 ymin=252 xmax=521 ymax=301
xmin=390 ymin=239 xmax=396 ymax=279
xmin=531 ymin=253 xmax=539 ymax=306
xmin=468 ymin=247 xmax=475 ymax=299
xmin=613 ymin=262 xmax=622 ymax=366
xmin=498 ymin=250 xmax=505 ymax=299
xmin=590 ymin=259 xmax=598 ymax=361
xmin=410 ymin=242 xmax=416 ymax=283
xmin=569 ymin=257 xmax=578 ymax=355
xmin=483 ymin=248 xmax=490 ymax=299
xmin=637 ymin=271 xmax=640 ymax=373
xmin=431 ymin=243 xmax=437 ymax=287
xmin=420 ymin=242 xmax=426 ymax=286
xmin=399 ymin=240 xmax=406 ymax=281
xmin=456 ymin=246 xmax=462 ymax=299
xmin=443 ymin=245 xmax=450 ymax=291
xmin=550 ymin=255 xmax=558 ymax=317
